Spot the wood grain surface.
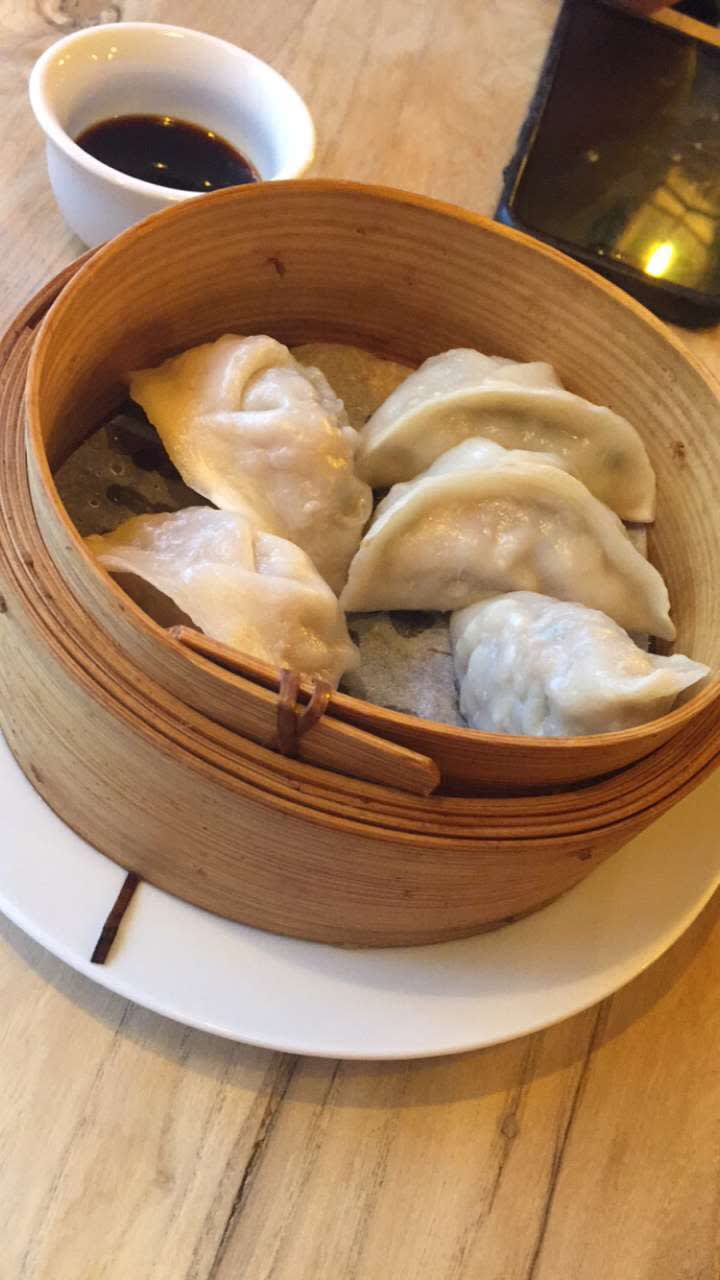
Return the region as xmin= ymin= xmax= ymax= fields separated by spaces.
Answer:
xmin=1 ymin=2 xmax=719 ymax=1277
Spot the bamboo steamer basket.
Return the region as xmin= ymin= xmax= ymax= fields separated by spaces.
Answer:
xmin=0 ymin=180 xmax=717 ymax=946
xmin=24 ymin=181 xmax=720 ymax=790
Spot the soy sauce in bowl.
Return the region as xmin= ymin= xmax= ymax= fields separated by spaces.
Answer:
xmin=75 ymin=114 xmax=259 ymax=191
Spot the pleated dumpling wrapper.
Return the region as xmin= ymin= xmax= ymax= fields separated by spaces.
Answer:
xmin=451 ymin=593 xmax=709 ymax=737
xmin=129 ymin=335 xmax=373 ymax=594
xmin=357 ymin=348 xmax=655 ymax=521
xmin=85 ymin=507 xmax=359 ymax=686
xmin=340 ymin=438 xmax=674 ymax=639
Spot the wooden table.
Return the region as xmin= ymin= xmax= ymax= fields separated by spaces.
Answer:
xmin=1 ymin=3 xmax=719 ymax=1276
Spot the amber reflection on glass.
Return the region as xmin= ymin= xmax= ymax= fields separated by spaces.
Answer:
xmin=645 ymin=242 xmax=674 ymax=277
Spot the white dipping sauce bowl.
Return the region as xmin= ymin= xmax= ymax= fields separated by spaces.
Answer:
xmin=29 ymin=22 xmax=316 ymax=247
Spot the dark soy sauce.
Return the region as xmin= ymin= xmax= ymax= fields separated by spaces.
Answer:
xmin=75 ymin=114 xmax=259 ymax=191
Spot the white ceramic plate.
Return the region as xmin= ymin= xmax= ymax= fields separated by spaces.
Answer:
xmin=1 ymin=732 xmax=718 ymax=1060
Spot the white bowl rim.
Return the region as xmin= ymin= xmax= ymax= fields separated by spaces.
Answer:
xmin=28 ymin=21 xmax=316 ymax=201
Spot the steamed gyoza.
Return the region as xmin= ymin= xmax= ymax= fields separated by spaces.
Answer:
xmin=85 ymin=508 xmax=358 ymax=685
xmin=451 ymin=594 xmax=708 ymax=737
xmin=340 ymin=439 xmax=674 ymax=639
xmin=129 ymin=335 xmax=373 ymax=593
xmin=357 ymin=348 xmax=655 ymax=521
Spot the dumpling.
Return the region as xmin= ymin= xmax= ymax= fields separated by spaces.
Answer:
xmin=451 ymin=593 xmax=709 ymax=737
xmin=85 ymin=507 xmax=358 ymax=686
xmin=339 ymin=439 xmax=674 ymax=639
xmin=356 ymin=348 xmax=655 ymax=521
xmin=129 ymin=335 xmax=373 ymax=593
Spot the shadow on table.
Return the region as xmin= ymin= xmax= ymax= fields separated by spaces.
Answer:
xmin=2 ymin=888 xmax=717 ymax=1108
xmin=0 ymin=912 xmax=275 ymax=1087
